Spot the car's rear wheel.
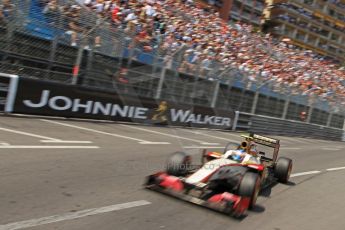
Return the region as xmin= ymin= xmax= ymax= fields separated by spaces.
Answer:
xmin=237 ymin=172 xmax=260 ymax=209
xmin=274 ymin=157 xmax=293 ymax=183
xmin=166 ymin=152 xmax=191 ymax=176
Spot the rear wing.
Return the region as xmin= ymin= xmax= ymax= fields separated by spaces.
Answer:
xmin=241 ymin=133 xmax=280 ymax=162
xmin=253 ymin=134 xmax=279 ymax=148
xmin=241 ymin=134 xmax=280 ymax=148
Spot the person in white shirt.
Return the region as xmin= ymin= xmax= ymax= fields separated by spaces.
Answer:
xmin=124 ymin=10 xmax=137 ymax=22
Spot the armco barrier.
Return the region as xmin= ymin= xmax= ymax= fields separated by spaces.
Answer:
xmin=238 ymin=112 xmax=344 ymax=141
xmin=1 ymin=74 xmax=236 ymax=130
xmin=234 ymin=112 xmax=251 ymax=131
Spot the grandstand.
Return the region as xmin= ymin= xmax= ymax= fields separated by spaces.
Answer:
xmin=0 ymin=0 xmax=344 ymax=128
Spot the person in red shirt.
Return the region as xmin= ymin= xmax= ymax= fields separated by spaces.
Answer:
xmin=111 ymin=5 xmax=120 ymax=23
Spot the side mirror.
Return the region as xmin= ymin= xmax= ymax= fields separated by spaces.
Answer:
xmin=259 ymin=151 xmax=265 ymax=156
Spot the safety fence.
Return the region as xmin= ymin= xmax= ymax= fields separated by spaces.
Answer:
xmin=1 ymin=73 xmax=344 ymax=141
xmin=236 ymin=112 xmax=344 ymax=141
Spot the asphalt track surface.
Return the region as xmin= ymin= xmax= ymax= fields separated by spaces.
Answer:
xmin=0 ymin=115 xmax=344 ymax=230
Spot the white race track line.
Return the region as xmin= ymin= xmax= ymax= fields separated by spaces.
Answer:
xmin=0 ymin=127 xmax=93 ymax=144
xmin=0 ymin=127 xmax=59 ymax=141
xmin=280 ymin=147 xmax=301 ymax=150
xmin=178 ymin=129 xmax=238 ymax=142
xmin=0 ymin=200 xmax=151 ymax=230
xmin=293 ymin=138 xmax=330 ymax=144
xmin=290 ymin=171 xmax=321 ymax=177
xmin=41 ymin=119 xmax=169 ymax=145
xmin=120 ymin=125 xmax=219 ymax=145
xmin=183 ymin=146 xmax=302 ymax=150
xmin=326 ymin=166 xmax=345 ymax=171
xmin=311 ymin=139 xmax=331 ymax=143
xmin=40 ymin=140 xmax=93 ymax=144
xmin=321 ymin=147 xmax=341 ymax=151
xmin=292 ymin=166 xmax=345 ymax=177
xmin=0 ymin=145 xmax=99 ymax=149
xmin=277 ymin=137 xmax=306 ymax=144
xmin=220 ymin=131 xmax=244 ymax=139
xmin=0 ymin=142 xmax=10 ymax=146
xmin=320 ymin=145 xmax=344 ymax=149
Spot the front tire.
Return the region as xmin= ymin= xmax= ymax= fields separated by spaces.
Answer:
xmin=166 ymin=152 xmax=191 ymax=176
xmin=274 ymin=157 xmax=293 ymax=183
xmin=238 ymin=172 xmax=260 ymax=209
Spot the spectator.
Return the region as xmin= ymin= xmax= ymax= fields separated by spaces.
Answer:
xmin=0 ymin=0 xmax=15 ymax=25
xmin=64 ymin=5 xmax=83 ymax=46
xmin=43 ymin=0 xmax=60 ymax=24
xmin=300 ymin=111 xmax=307 ymax=121
xmin=112 ymin=67 xmax=129 ymax=93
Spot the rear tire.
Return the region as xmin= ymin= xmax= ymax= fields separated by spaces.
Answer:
xmin=166 ymin=152 xmax=191 ymax=176
xmin=238 ymin=172 xmax=260 ymax=209
xmin=275 ymin=157 xmax=293 ymax=183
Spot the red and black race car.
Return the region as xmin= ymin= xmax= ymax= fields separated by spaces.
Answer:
xmin=145 ymin=133 xmax=293 ymax=217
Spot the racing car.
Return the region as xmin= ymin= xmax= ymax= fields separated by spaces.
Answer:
xmin=144 ymin=133 xmax=293 ymax=217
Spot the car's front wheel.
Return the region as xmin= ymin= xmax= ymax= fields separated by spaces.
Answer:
xmin=166 ymin=152 xmax=191 ymax=176
xmin=237 ymin=172 xmax=260 ymax=209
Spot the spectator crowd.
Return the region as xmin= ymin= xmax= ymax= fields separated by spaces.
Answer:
xmin=6 ymin=0 xmax=345 ymax=106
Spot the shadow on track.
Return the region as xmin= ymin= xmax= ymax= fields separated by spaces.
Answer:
xmin=260 ymin=181 xmax=296 ymax=198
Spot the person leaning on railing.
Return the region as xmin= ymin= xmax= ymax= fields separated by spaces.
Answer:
xmin=42 ymin=0 xmax=60 ymax=24
xmin=64 ymin=5 xmax=84 ymax=47
xmin=0 ymin=0 xmax=15 ymax=26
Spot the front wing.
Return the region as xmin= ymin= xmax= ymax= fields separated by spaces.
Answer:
xmin=144 ymin=172 xmax=250 ymax=217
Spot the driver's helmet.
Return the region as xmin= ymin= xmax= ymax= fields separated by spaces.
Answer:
xmin=239 ymin=141 xmax=248 ymax=150
xmin=231 ymin=149 xmax=245 ymax=161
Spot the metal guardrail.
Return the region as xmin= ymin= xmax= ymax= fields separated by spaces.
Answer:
xmin=238 ymin=112 xmax=344 ymax=141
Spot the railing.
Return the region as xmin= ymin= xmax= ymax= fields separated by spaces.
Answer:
xmin=0 ymin=0 xmax=344 ymax=130
xmin=237 ymin=112 xmax=344 ymax=141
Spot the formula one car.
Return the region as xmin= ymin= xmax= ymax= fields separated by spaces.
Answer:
xmin=145 ymin=133 xmax=293 ymax=217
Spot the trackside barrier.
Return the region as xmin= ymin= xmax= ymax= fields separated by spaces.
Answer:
xmin=0 ymin=74 xmax=236 ymax=130
xmin=238 ymin=112 xmax=344 ymax=141
xmin=0 ymin=73 xmax=344 ymax=141
xmin=234 ymin=112 xmax=251 ymax=131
